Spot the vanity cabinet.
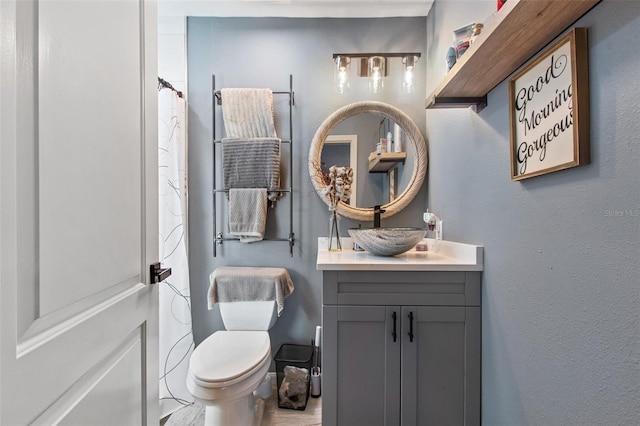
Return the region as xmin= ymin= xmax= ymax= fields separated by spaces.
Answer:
xmin=322 ymin=270 xmax=481 ymax=426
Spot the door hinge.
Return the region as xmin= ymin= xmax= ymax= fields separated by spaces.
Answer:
xmin=150 ymin=262 xmax=172 ymax=284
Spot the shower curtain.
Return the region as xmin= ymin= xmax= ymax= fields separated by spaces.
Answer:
xmin=158 ymin=87 xmax=194 ymax=418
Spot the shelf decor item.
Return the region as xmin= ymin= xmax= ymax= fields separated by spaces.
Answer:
xmin=509 ymin=27 xmax=590 ymax=181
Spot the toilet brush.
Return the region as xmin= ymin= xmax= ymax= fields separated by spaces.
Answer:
xmin=311 ymin=326 xmax=321 ymax=397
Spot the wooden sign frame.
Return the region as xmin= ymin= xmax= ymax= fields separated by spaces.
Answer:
xmin=509 ymin=28 xmax=590 ymax=181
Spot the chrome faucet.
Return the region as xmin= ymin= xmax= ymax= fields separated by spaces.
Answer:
xmin=373 ymin=205 xmax=386 ymax=228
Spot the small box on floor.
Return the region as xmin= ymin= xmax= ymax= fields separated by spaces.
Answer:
xmin=274 ymin=344 xmax=314 ymax=410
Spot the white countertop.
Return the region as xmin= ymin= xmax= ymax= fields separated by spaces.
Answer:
xmin=316 ymin=237 xmax=483 ymax=271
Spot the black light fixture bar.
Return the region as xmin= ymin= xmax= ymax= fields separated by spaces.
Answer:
xmin=333 ymin=52 xmax=421 ymax=59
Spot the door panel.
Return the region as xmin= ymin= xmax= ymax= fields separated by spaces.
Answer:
xmin=1 ymin=0 xmax=158 ymax=424
xmin=401 ymin=307 xmax=466 ymax=426
xmin=38 ymin=0 xmax=142 ymax=316
xmin=33 ymin=328 xmax=144 ymax=426
xmin=323 ymin=305 xmax=400 ymax=426
xmin=59 ymin=336 xmax=143 ymax=426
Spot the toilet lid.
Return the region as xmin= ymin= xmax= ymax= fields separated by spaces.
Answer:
xmin=190 ymin=331 xmax=270 ymax=384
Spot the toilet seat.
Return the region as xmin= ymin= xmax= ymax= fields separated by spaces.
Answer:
xmin=189 ymin=330 xmax=271 ymax=389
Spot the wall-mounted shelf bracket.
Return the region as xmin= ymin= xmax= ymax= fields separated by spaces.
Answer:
xmin=426 ymin=96 xmax=488 ymax=113
xmin=288 ymin=232 xmax=295 ymax=256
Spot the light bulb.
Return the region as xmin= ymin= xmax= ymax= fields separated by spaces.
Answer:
xmin=402 ymin=68 xmax=415 ymax=93
xmin=368 ymin=56 xmax=385 ymax=94
xmin=333 ymin=56 xmax=351 ymax=94
xmin=402 ymin=55 xmax=418 ymax=93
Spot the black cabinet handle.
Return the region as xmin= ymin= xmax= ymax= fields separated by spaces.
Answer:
xmin=408 ymin=311 xmax=414 ymax=342
xmin=392 ymin=311 xmax=397 ymax=342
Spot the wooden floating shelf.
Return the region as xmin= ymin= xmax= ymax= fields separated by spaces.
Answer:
xmin=368 ymin=152 xmax=407 ymax=173
xmin=425 ymin=0 xmax=601 ymax=112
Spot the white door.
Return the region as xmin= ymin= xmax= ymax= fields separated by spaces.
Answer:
xmin=0 ymin=0 xmax=159 ymax=424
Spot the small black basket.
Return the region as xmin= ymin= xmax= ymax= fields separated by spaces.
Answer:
xmin=274 ymin=344 xmax=314 ymax=410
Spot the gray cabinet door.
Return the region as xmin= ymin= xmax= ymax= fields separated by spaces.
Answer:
xmin=401 ymin=306 xmax=481 ymax=426
xmin=323 ymin=305 xmax=401 ymax=426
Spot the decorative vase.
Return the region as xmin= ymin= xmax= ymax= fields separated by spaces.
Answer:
xmin=328 ymin=209 xmax=342 ymax=251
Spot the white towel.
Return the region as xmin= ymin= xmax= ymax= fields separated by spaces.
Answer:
xmin=228 ymin=188 xmax=267 ymax=243
xmin=221 ymin=88 xmax=277 ymax=138
xmin=208 ymin=266 xmax=295 ymax=316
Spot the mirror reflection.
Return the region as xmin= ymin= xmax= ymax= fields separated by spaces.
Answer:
xmin=321 ymin=134 xmax=358 ymax=206
xmin=323 ymin=115 xmax=415 ymax=208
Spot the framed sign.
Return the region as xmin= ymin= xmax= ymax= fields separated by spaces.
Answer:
xmin=509 ymin=28 xmax=590 ymax=181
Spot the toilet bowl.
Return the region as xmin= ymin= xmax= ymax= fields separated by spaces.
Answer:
xmin=187 ymin=330 xmax=272 ymax=426
xmin=187 ymin=301 xmax=279 ymax=426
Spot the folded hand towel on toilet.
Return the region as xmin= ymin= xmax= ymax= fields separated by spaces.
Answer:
xmin=208 ymin=266 xmax=294 ymax=316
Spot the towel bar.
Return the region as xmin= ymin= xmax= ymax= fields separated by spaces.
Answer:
xmin=213 ymin=139 xmax=292 ymax=144
xmin=214 ymin=90 xmax=295 ymax=106
xmin=215 ymin=232 xmax=296 ymax=255
xmin=213 ymin=189 xmax=291 ymax=194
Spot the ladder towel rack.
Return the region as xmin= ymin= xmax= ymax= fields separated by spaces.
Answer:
xmin=211 ymin=74 xmax=295 ymax=257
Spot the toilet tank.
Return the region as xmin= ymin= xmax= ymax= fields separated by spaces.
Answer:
xmin=219 ymin=300 xmax=278 ymax=331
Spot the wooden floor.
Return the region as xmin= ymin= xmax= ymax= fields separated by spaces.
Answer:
xmin=162 ymin=373 xmax=321 ymax=426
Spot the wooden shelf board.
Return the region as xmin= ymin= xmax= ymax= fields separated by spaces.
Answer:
xmin=426 ymin=0 xmax=601 ymax=110
xmin=368 ymin=152 xmax=407 ymax=173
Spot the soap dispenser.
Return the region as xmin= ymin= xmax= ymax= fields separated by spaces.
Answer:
xmin=423 ymin=210 xmax=443 ymax=240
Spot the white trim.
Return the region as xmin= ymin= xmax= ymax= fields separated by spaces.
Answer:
xmin=158 ymin=0 xmax=434 ymax=18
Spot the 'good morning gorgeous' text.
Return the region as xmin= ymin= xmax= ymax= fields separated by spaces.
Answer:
xmin=513 ymin=53 xmax=574 ymax=175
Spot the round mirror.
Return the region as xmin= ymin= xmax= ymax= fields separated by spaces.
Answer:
xmin=309 ymin=101 xmax=427 ymax=221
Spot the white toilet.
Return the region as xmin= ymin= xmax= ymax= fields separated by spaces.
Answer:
xmin=186 ymin=300 xmax=278 ymax=426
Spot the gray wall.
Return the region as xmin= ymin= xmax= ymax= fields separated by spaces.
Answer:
xmin=426 ymin=1 xmax=639 ymax=424
xmin=187 ymin=17 xmax=428 ymax=358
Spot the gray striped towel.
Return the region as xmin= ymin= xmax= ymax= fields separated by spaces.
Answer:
xmin=222 ymin=138 xmax=281 ymax=202
xmin=221 ymin=88 xmax=277 ymax=138
xmin=208 ymin=266 xmax=295 ymax=316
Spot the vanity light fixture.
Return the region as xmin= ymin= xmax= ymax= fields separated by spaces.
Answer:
xmin=331 ymin=53 xmax=421 ymax=94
